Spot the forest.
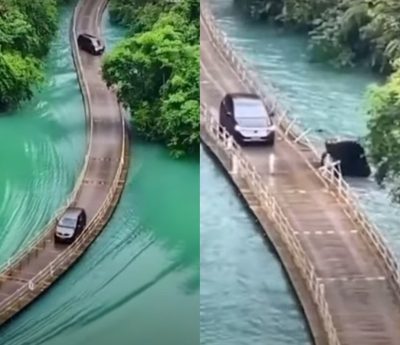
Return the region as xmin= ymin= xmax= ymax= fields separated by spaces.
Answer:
xmin=0 ymin=0 xmax=69 ymax=110
xmin=236 ymin=0 xmax=400 ymax=200
xmin=103 ymin=0 xmax=199 ymax=157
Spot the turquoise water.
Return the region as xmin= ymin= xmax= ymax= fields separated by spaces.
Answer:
xmin=0 ymin=5 xmax=199 ymax=345
xmin=201 ymin=0 xmax=400 ymax=343
xmin=0 ymin=141 xmax=199 ymax=345
xmin=208 ymin=0 xmax=400 ymax=257
xmin=0 ymin=3 xmax=85 ymax=264
xmin=200 ymin=148 xmax=312 ymax=345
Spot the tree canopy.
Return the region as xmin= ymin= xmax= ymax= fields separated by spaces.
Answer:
xmin=0 ymin=0 xmax=65 ymax=110
xmin=103 ymin=0 xmax=199 ymax=157
xmin=366 ymin=63 xmax=400 ymax=201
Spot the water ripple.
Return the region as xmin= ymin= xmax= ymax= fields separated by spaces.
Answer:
xmin=210 ymin=0 xmax=400 ymax=259
xmin=200 ymin=148 xmax=311 ymax=345
xmin=0 ymin=5 xmax=85 ymax=264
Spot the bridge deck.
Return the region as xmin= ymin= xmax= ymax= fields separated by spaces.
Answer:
xmin=200 ymin=11 xmax=400 ymax=345
xmin=0 ymin=0 xmax=128 ymax=324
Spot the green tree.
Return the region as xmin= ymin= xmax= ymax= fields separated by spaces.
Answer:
xmin=8 ymin=0 xmax=58 ymax=57
xmin=103 ymin=0 xmax=199 ymax=156
xmin=235 ymin=0 xmax=400 ymax=200
xmin=0 ymin=52 xmax=43 ymax=110
xmin=0 ymin=0 xmax=64 ymax=110
xmin=0 ymin=7 xmax=40 ymax=55
xmin=236 ymin=0 xmax=400 ymax=71
xmin=366 ymin=61 xmax=400 ymax=200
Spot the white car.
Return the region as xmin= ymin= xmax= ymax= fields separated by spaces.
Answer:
xmin=54 ymin=207 xmax=87 ymax=244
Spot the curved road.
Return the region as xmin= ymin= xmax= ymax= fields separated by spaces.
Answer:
xmin=200 ymin=4 xmax=400 ymax=345
xmin=0 ymin=0 xmax=128 ymax=324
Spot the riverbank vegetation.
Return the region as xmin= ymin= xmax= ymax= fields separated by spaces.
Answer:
xmin=237 ymin=0 xmax=400 ymax=199
xmin=366 ymin=66 xmax=400 ymax=201
xmin=102 ymin=0 xmax=199 ymax=157
xmin=237 ymin=0 xmax=400 ymax=72
xmin=0 ymin=0 xmax=69 ymax=110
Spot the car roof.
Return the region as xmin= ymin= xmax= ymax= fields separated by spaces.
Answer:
xmin=231 ymin=94 xmax=267 ymax=118
xmin=61 ymin=207 xmax=84 ymax=219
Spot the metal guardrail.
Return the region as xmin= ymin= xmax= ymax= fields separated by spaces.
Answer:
xmin=201 ymin=0 xmax=400 ymax=300
xmin=201 ymin=105 xmax=340 ymax=345
xmin=0 ymin=0 xmax=128 ymax=320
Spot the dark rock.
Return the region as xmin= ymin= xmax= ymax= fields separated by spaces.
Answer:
xmin=323 ymin=139 xmax=371 ymax=177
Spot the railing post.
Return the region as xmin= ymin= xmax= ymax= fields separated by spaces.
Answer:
xmin=284 ymin=118 xmax=296 ymax=136
xmin=201 ymin=9 xmax=400 ymax=345
xmin=271 ymin=199 xmax=276 ymax=220
xmin=207 ymin=119 xmax=213 ymax=137
xmin=294 ymin=128 xmax=311 ymax=144
xmin=231 ymin=153 xmax=238 ymax=175
xmin=226 ymin=135 xmax=233 ymax=150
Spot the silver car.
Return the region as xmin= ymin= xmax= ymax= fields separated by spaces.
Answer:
xmin=54 ymin=207 xmax=87 ymax=244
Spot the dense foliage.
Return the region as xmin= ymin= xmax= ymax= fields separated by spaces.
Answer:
xmin=237 ymin=0 xmax=400 ymax=200
xmin=103 ymin=0 xmax=199 ymax=157
xmin=0 ymin=0 xmax=67 ymax=110
xmin=366 ymin=65 xmax=400 ymax=201
xmin=236 ymin=0 xmax=400 ymax=72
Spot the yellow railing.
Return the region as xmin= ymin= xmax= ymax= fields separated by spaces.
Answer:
xmin=201 ymin=104 xmax=340 ymax=345
xmin=201 ymin=0 xmax=400 ymax=299
xmin=0 ymin=0 xmax=128 ymax=319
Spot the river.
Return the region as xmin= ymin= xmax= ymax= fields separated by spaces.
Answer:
xmin=200 ymin=147 xmax=312 ymax=345
xmin=207 ymin=0 xmax=400 ymax=254
xmin=0 ymin=3 xmax=199 ymax=345
xmin=201 ymin=0 xmax=400 ymax=344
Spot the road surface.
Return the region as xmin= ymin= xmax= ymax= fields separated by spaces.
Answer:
xmin=0 ymin=0 xmax=128 ymax=324
xmin=200 ymin=8 xmax=400 ymax=345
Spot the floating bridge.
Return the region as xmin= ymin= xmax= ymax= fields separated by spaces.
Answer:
xmin=200 ymin=2 xmax=400 ymax=344
xmin=0 ymin=0 xmax=129 ymax=324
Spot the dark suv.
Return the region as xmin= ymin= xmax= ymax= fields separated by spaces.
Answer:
xmin=77 ymin=33 xmax=105 ymax=55
xmin=54 ymin=207 xmax=87 ymax=244
xmin=219 ymin=93 xmax=275 ymax=145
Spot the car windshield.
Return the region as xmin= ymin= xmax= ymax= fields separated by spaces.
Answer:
xmin=233 ymin=97 xmax=271 ymax=127
xmin=58 ymin=217 xmax=76 ymax=229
